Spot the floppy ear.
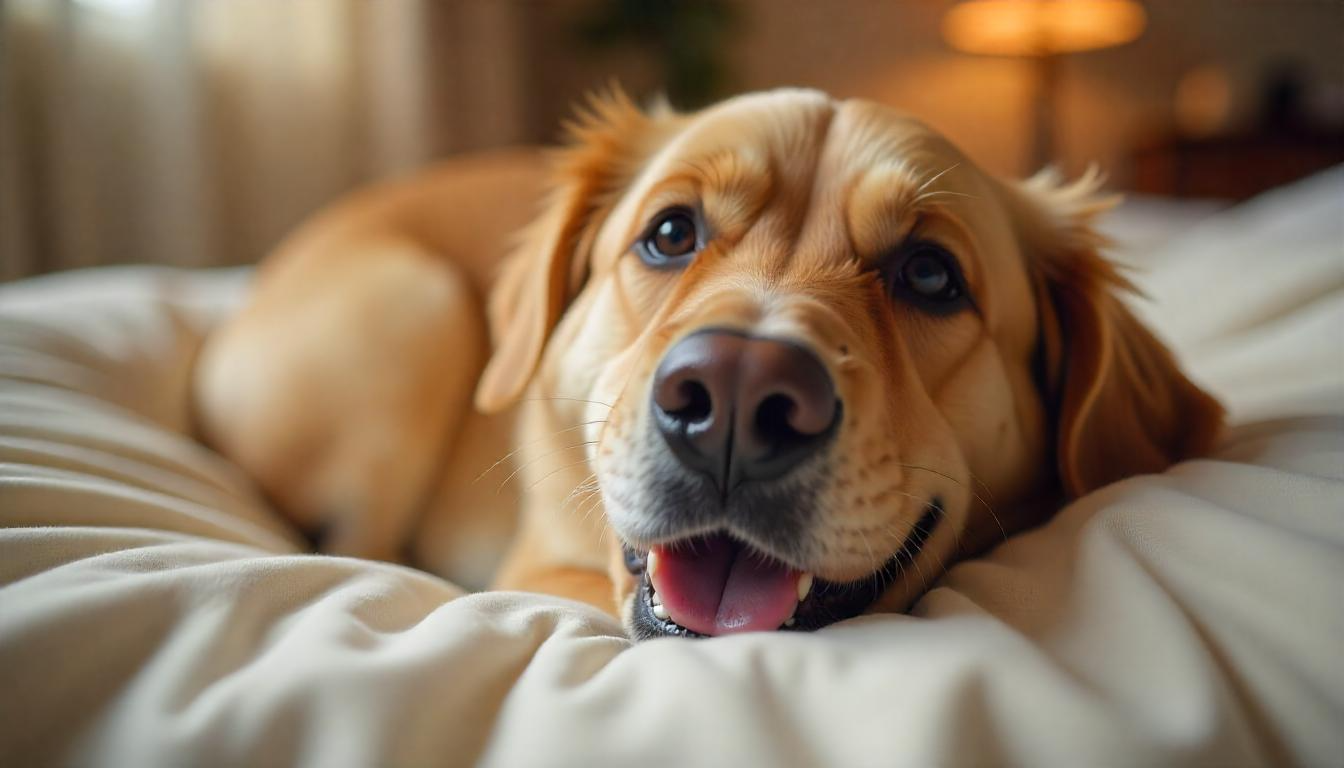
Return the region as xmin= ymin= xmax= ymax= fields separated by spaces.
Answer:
xmin=1017 ymin=169 xmax=1225 ymax=498
xmin=474 ymin=88 xmax=673 ymax=413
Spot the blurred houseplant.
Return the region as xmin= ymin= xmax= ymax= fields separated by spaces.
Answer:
xmin=576 ymin=0 xmax=738 ymax=108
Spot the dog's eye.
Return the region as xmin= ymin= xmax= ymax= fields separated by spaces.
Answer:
xmin=637 ymin=209 xmax=702 ymax=268
xmin=884 ymin=243 xmax=968 ymax=309
xmin=904 ymin=250 xmax=955 ymax=299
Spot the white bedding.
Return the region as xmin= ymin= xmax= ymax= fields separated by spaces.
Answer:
xmin=2 ymin=169 xmax=1343 ymax=767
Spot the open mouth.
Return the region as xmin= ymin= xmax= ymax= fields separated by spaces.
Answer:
xmin=624 ymin=501 xmax=942 ymax=639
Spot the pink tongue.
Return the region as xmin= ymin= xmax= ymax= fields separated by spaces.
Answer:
xmin=650 ymin=534 xmax=799 ymax=635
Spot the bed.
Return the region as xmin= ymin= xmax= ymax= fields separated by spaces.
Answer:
xmin=2 ymin=166 xmax=1342 ymax=766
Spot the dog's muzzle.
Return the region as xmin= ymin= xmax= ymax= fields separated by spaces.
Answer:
xmin=613 ymin=327 xmax=942 ymax=640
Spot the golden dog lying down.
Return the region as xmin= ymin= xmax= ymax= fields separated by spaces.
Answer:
xmin=195 ymin=89 xmax=1223 ymax=640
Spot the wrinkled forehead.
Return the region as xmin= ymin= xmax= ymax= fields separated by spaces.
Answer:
xmin=649 ymin=88 xmax=837 ymax=184
xmin=821 ymin=101 xmax=1026 ymax=314
xmin=595 ymin=91 xmax=1024 ymax=311
xmin=593 ymin=89 xmax=836 ymax=256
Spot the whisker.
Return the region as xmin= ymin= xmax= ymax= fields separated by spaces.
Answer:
xmin=913 ymin=189 xmax=979 ymax=204
xmin=495 ymin=441 xmax=598 ymax=494
xmin=564 ymin=490 xmax=599 ymax=520
xmin=922 ymin=499 xmax=964 ymax=556
xmin=979 ymin=501 xmax=1008 ymax=545
xmin=916 ymin=162 xmax=960 ymax=195
xmin=881 ymin=534 xmax=906 ymax=589
xmin=834 ymin=488 xmax=940 ymax=590
xmin=856 ymin=524 xmax=881 ymax=595
xmin=473 ymin=419 xmax=608 ymax=484
xmin=898 ymin=463 xmax=1006 ymax=544
xmin=578 ymin=490 xmax=606 ymax=526
xmin=921 ymin=535 xmax=955 ymax=584
xmin=899 ymin=535 xmax=930 ymax=595
xmin=523 ymin=457 xmax=597 ymax=494
xmin=962 ymin=468 xmax=998 ymax=504
xmin=558 ymin=474 xmax=600 ymax=516
xmin=903 ymin=515 xmax=952 ymax=586
xmin=906 ymin=499 xmax=960 ymax=552
xmin=876 ymin=518 xmax=931 ymax=594
xmin=518 ymin=396 xmax=615 ymax=409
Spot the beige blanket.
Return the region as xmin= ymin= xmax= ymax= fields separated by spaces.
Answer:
xmin=2 ymin=169 xmax=1342 ymax=766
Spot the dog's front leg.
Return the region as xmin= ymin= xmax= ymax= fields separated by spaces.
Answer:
xmin=491 ymin=509 xmax=617 ymax=615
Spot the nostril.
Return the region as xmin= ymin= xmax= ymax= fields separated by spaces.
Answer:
xmin=753 ymin=393 xmax=801 ymax=448
xmin=652 ymin=330 xmax=841 ymax=489
xmin=667 ymin=379 xmax=713 ymax=424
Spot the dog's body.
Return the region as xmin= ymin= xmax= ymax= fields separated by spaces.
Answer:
xmin=194 ymin=149 xmax=549 ymax=593
xmin=195 ymin=90 xmax=1223 ymax=638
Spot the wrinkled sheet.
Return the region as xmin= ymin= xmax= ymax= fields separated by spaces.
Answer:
xmin=2 ymin=168 xmax=1342 ymax=766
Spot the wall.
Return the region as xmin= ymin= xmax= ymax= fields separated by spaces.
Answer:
xmin=3 ymin=0 xmax=1340 ymax=279
xmin=526 ymin=0 xmax=1344 ymax=180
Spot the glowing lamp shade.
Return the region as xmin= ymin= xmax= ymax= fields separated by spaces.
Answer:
xmin=942 ymin=0 xmax=1146 ymax=56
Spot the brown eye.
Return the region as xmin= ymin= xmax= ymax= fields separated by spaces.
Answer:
xmin=639 ymin=209 xmax=702 ymax=268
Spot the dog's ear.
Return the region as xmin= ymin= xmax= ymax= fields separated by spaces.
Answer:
xmin=475 ymin=89 xmax=673 ymax=413
xmin=1015 ymin=169 xmax=1224 ymax=498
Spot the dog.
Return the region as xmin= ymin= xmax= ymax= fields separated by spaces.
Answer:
xmin=194 ymin=88 xmax=1223 ymax=640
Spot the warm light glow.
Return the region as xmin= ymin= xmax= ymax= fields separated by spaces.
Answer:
xmin=942 ymin=0 xmax=1146 ymax=56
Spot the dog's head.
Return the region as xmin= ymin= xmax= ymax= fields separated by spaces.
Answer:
xmin=477 ymin=89 xmax=1223 ymax=639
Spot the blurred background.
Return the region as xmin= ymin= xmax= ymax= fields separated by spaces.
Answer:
xmin=2 ymin=0 xmax=1341 ymax=282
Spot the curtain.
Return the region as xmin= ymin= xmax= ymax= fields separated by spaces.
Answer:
xmin=0 ymin=0 xmax=528 ymax=282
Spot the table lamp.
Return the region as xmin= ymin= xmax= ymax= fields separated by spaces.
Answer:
xmin=941 ymin=0 xmax=1146 ymax=170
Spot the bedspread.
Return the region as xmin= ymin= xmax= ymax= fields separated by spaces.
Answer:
xmin=2 ymin=168 xmax=1342 ymax=767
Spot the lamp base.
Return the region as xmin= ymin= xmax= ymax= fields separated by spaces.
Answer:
xmin=1030 ymin=53 xmax=1058 ymax=173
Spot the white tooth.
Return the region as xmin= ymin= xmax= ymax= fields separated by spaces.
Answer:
xmin=652 ymin=604 xmax=670 ymax=621
xmin=646 ymin=550 xmax=660 ymax=578
xmin=797 ymin=573 xmax=814 ymax=602
xmin=784 ymin=617 xmax=796 ymax=627
xmin=651 ymin=594 xmax=663 ymax=608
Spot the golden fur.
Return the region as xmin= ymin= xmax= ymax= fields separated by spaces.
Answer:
xmin=194 ymin=89 xmax=1223 ymax=633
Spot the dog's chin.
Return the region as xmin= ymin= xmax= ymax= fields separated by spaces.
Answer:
xmin=621 ymin=501 xmax=943 ymax=640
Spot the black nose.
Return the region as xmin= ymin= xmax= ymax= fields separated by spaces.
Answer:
xmin=651 ymin=329 xmax=840 ymax=491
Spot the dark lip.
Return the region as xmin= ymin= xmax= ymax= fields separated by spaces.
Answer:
xmin=625 ymin=500 xmax=944 ymax=640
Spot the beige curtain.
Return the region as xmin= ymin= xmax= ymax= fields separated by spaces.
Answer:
xmin=0 ymin=0 xmax=528 ymax=282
